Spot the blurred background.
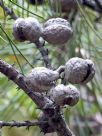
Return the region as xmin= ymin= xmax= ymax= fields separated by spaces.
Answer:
xmin=0 ymin=0 xmax=102 ymax=136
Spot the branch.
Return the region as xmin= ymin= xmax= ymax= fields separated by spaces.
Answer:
xmin=0 ymin=59 xmax=75 ymax=136
xmin=39 ymin=110 xmax=75 ymax=136
xmin=0 ymin=120 xmax=44 ymax=128
xmin=35 ymin=40 xmax=52 ymax=69
xmin=0 ymin=2 xmax=52 ymax=69
xmin=0 ymin=59 xmax=53 ymax=109
xmin=0 ymin=1 xmax=18 ymax=20
xmin=50 ymin=114 xmax=76 ymax=136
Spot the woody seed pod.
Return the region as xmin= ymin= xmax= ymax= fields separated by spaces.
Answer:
xmin=64 ymin=57 xmax=95 ymax=84
xmin=42 ymin=18 xmax=73 ymax=45
xmin=13 ymin=18 xmax=26 ymax=42
xmin=52 ymin=84 xmax=80 ymax=106
xmin=23 ymin=17 xmax=42 ymax=42
xmin=26 ymin=67 xmax=59 ymax=92
xmin=13 ymin=17 xmax=42 ymax=42
xmin=44 ymin=18 xmax=70 ymax=28
xmin=50 ymin=0 xmax=77 ymax=13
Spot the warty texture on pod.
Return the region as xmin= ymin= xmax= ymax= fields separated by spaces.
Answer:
xmin=42 ymin=18 xmax=73 ymax=45
xmin=13 ymin=18 xmax=26 ymax=42
xmin=64 ymin=57 xmax=95 ymax=84
xmin=25 ymin=67 xmax=59 ymax=92
xmin=50 ymin=0 xmax=77 ymax=13
xmin=52 ymin=84 xmax=80 ymax=106
xmin=13 ymin=17 xmax=42 ymax=42
xmin=43 ymin=18 xmax=70 ymax=28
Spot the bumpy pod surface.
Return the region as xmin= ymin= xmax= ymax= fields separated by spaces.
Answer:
xmin=42 ymin=18 xmax=73 ymax=45
xmin=65 ymin=57 xmax=95 ymax=84
xmin=23 ymin=17 xmax=42 ymax=42
xmin=52 ymin=84 xmax=80 ymax=106
xmin=44 ymin=18 xmax=70 ymax=28
xmin=13 ymin=17 xmax=42 ymax=42
xmin=13 ymin=18 xmax=26 ymax=42
xmin=26 ymin=67 xmax=59 ymax=92
xmin=51 ymin=0 xmax=77 ymax=13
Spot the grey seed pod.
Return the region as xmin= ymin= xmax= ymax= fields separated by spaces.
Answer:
xmin=44 ymin=18 xmax=70 ymax=28
xmin=52 ymin=84 xmax=80 ymax=106
xmin=42 ymin=19 xmax=73 ymax=45
xmin=50 ymin=0 xmax=77 ymax=13
xmin=23 ymin=17 xmax=42 ymax=42
xmin=13 ymin=18 xmax=26 ymax=42
xmin=65 ymin=57 xmax=95 ymax=84
xmin=13 ymin=17 xmax=42 ymax=42
xmin=26 ymin=67 xmax=59 ymax=92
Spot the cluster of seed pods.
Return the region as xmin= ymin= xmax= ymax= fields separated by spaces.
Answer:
xmin=13 ymin=16 xmax=95 ymax=107
xmin=13 ymin=17 xmax=73 ymax=44
xmin=25 ymin=57 xmax=95 ymax=106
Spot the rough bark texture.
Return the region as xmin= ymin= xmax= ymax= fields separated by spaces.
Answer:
xmin=0 ymin=59 xmax=75 ymax=136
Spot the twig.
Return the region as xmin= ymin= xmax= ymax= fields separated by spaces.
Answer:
xmin=35 ymin=40 xmax=52 ymax=69
xmin=0 ymin=59 xmax=53 ymax=109
xmin=0 ymin=120 xmax=44 ymax=128
xmin=0 ymin=1 xmax=52 ymax=69
xmin=0 ymin=1 xmax=18 ymax=20
xmin=0 ymin=59 xmax=75 ymax=136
